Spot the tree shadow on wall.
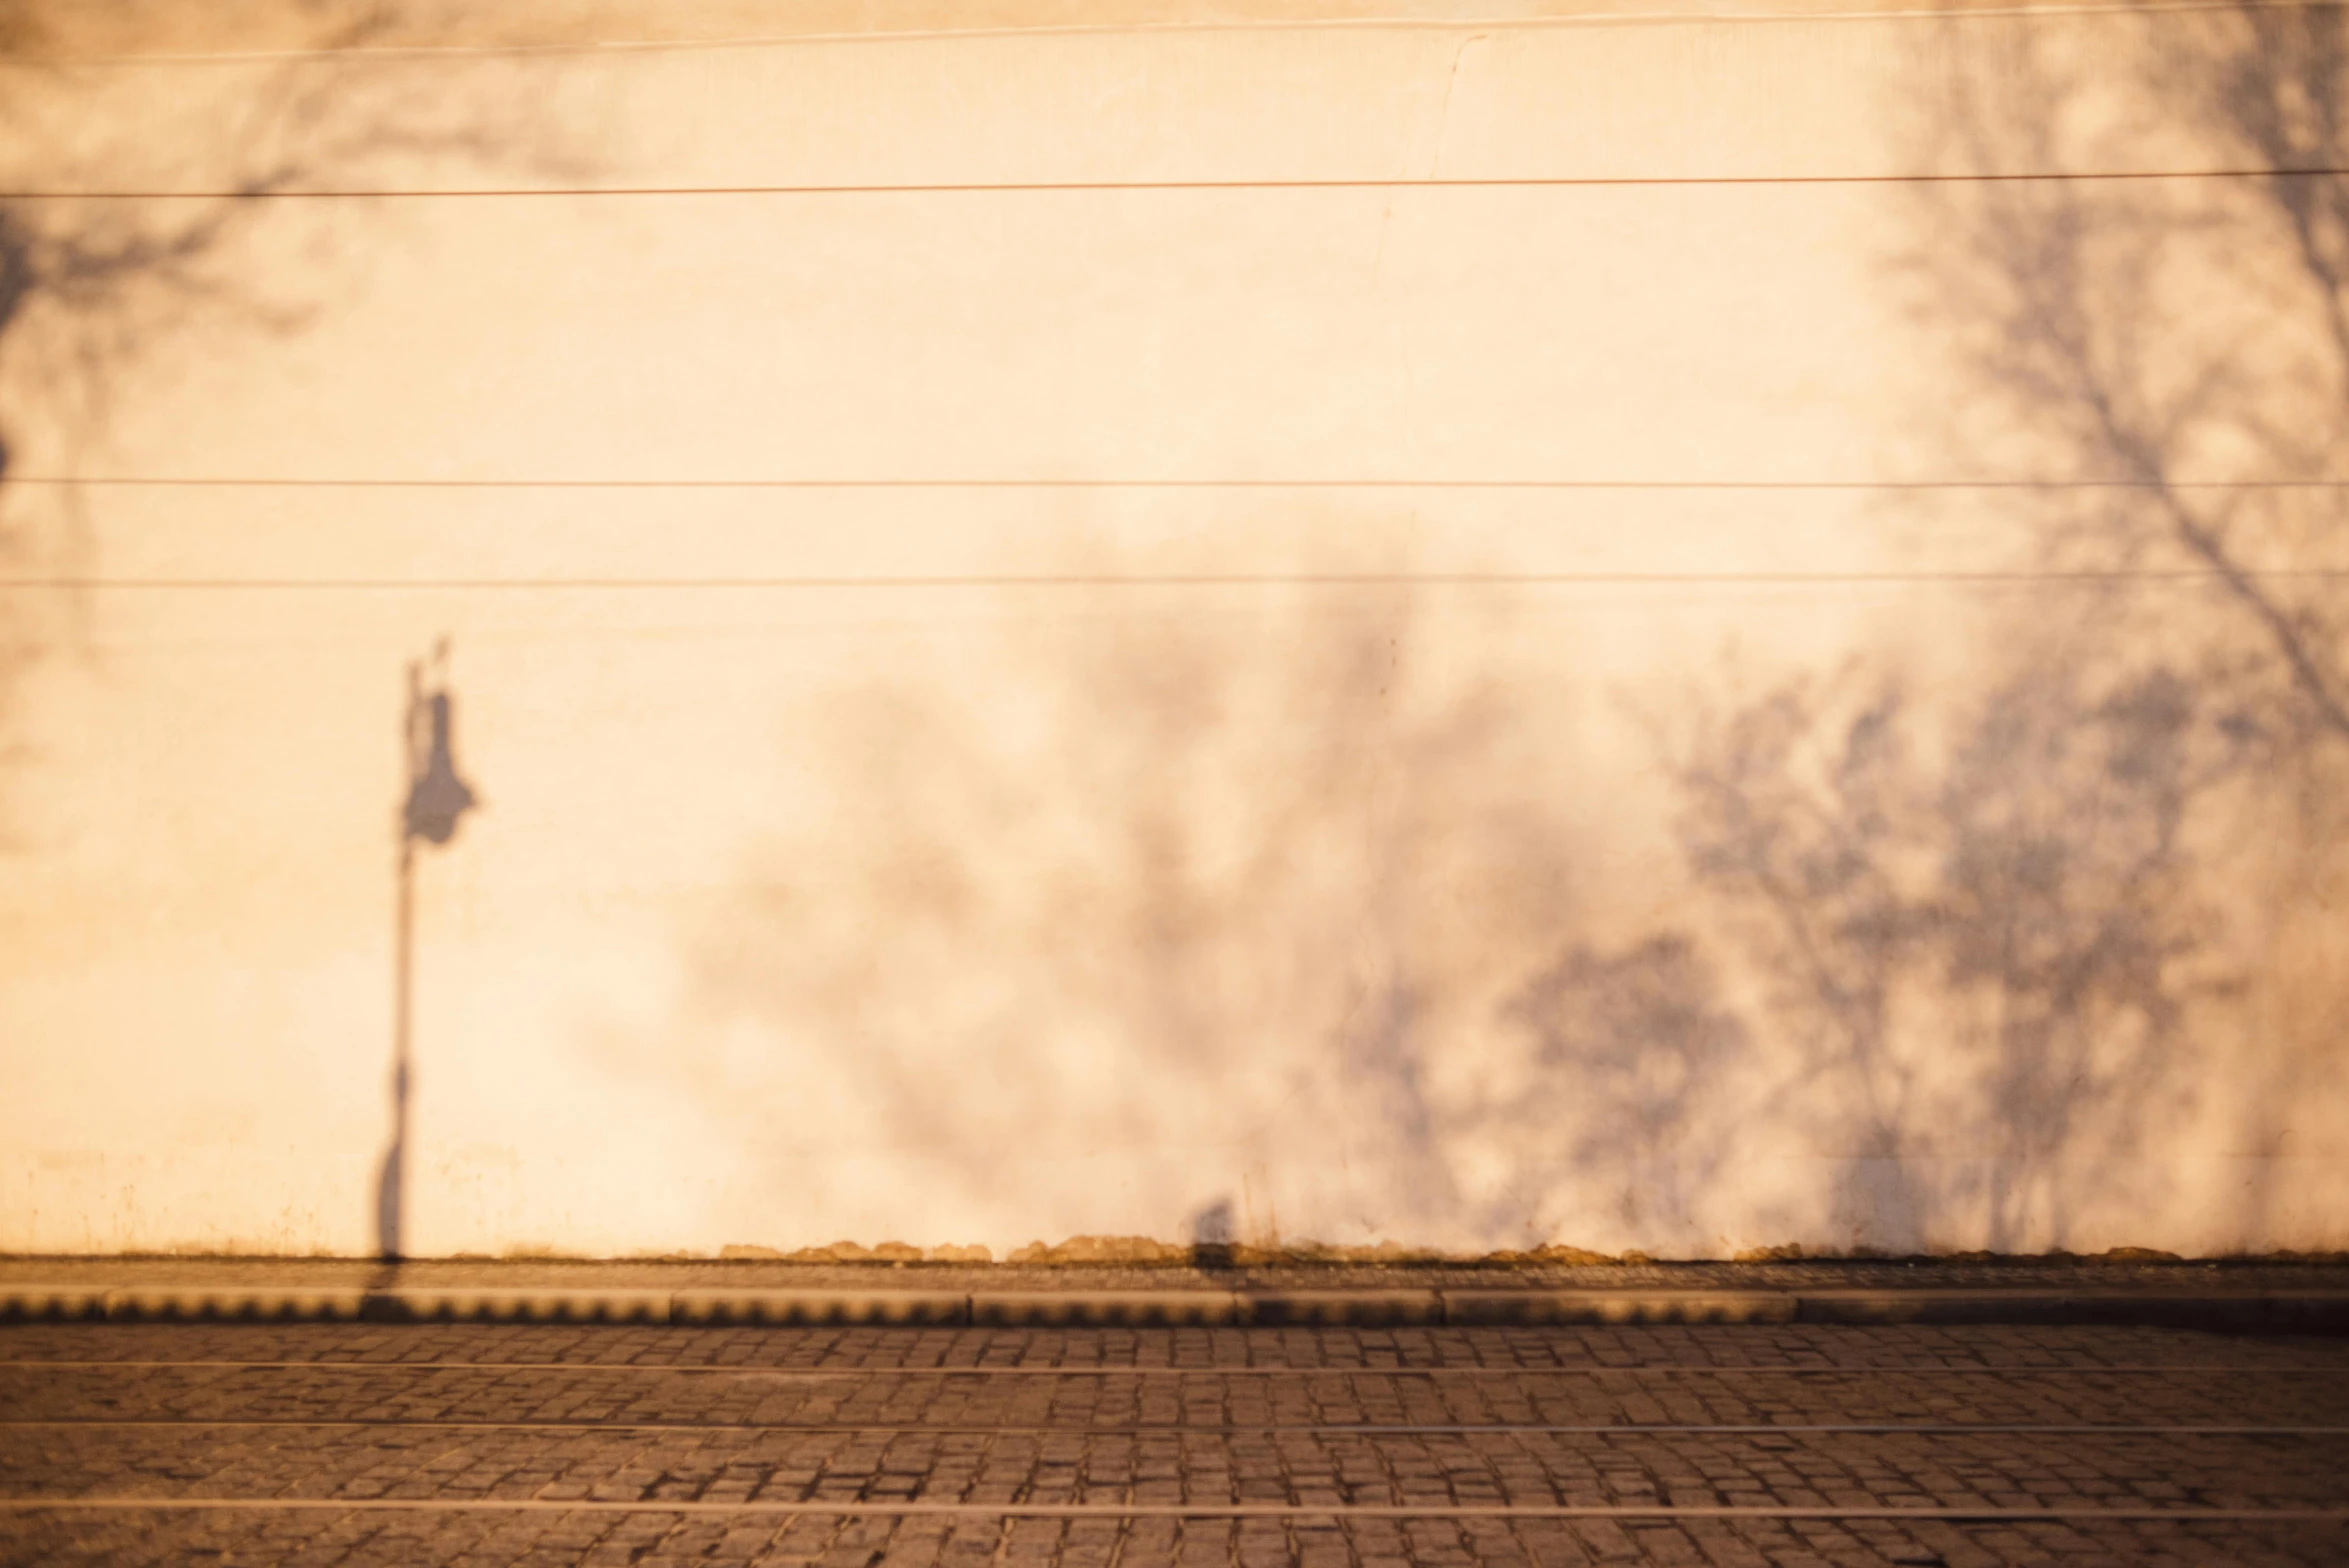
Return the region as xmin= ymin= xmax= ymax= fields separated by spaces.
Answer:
xmin=1885 ymin=1 xmax=2349 ymax=1243
xmin=1891 ymin=5 xmax=2349 ymax=734
xmin=1503 ymin=934 xmax=1750 ymax=1246
xmin=670 ymin=574 xmax=2286 ymax=1256
xmin=1597 ymin=2 xmax=2349 ymax=1254
xmin=668 ymin=592 xmax=2332 ymax=1260
xmin=673 ymin=581 xmax=1624 ymax=1251
xmin=0 ymin=2 xmax=576 ymax=1258
xmin=1 ymin=1 xmax=570 ymax=458
xmin=660 ymin=4 xmax=2349 ymax=1258
xmin=1642 ymin=654 xmax=2261 ymax=1253
xmin=0 ymin=1 xmax=571 ymax=827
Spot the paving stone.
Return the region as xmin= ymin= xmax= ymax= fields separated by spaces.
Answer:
xmin=2 ymin=1323 xmax=2348 ymax=1564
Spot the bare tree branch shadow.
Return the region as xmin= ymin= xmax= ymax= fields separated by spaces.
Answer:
xmin=1644 ymin=3 xmax=2349 ymax=1254
xmin=1661 ymin=652 xmax=2258 ymax=1251
xmin=1503 ymin=933 xmax=1751 ymax=1246
xmin=638 ymin=3 xmax=2349 ymax=1259
xmin=0 ymin=1 xmax=582 ymax=1262
xmin=668 ymin=572 xmax=1623 ymax=1254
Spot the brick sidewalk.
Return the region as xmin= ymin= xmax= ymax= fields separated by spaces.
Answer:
xmin=4 ymin=1320 xmax=2347 ymax=1565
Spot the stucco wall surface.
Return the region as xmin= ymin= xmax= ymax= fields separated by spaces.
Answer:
xmin=1 ymin=0 xmax=2344 ymax=1259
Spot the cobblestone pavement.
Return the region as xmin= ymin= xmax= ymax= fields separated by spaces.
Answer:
xmin=1 ymin=1323 xmax=2344 ymax=1565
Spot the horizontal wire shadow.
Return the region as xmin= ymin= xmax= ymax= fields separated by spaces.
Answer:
xmin=12 ymin=476 xmax=2349 ymax=488
xmin=34 ymin=7 xmax=2349 ymax=64
xmin=7 ymin=571 xmax=2349 ymax=590
xmin=6 ymin=170 xmax=2349 ymax=198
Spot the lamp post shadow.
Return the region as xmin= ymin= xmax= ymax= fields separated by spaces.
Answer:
xmin=375 ymin=838 xmax=414 ymax=1267
xmin=374 ymin=641 xmax=478 ymax=1270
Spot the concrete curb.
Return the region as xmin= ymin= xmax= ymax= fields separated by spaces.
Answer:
xmin=1445 ymin=1290 xmax=1795 ymax=1326
xmin=4 ymin=1284 xmax=2345 ymax=1332
xmin=972 ymin=1291 xmax=1241 ymax=1327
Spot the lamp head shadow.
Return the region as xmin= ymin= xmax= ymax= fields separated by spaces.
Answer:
xmin=403 ymin=656 xmax=478 ymax=848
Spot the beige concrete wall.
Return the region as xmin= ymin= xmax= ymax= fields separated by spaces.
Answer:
xmin=2 ymin=1 xmax=2345 ymax=1259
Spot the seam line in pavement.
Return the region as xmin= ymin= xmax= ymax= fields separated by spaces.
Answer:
xmin=12 ymin=1419 xmax=2345 ymax=1435
xmin=6 ymin=1499 xmax=2347 ymax=1521
xmin=8 ymin=1359 xmax=2347 ymax=1376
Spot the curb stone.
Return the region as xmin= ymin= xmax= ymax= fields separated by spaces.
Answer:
xmin=0 ymin=1285 xmax=110 ymax=1322
xmin=102 ymin=1286 xmax=370 ymax=1323
xmin=674 ymin=1289 xmax=966 ymax=1327
xmin=973 ymin=1291 xmax=1240 ymax=1327
xmin=372 ymin=1288 xmax=672 ymax=1325
xmin=2 ymin=1283 xmax=2344 ymax=1332
xmin=1237 ymin=1290 xmax=1441 ymax=1327
xmin=1443 ymin=1290 xmax=1794 ymax=1326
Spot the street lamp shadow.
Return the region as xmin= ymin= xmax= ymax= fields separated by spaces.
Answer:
xmin=376 ymin=640 xmax=479 ymax=1270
